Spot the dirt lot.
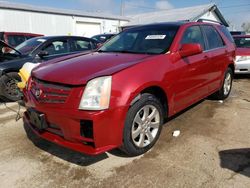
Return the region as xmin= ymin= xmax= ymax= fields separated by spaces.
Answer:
xmin=0 ymin=77 xmax=250 ymax=188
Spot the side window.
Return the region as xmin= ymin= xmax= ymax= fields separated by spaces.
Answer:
xmin=219 ymin=26 xmax=234 ymax=43
xmin=42 ymin=40 xmax=69 ymax=55
xmin=181 ymin=26 xmax=205 ymax=50
xmin=71 ymin=39 xmax=92 ymax=52
xmin=203 ymin=25 xmax=225 ymax=50
xmin=7 ymin=35 xmax=26 ymax=47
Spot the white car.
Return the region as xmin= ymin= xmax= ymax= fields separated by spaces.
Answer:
xmin=233 ymin=35 xmax=250 ymax=74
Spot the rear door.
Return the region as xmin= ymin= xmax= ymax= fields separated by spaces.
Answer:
xmin=69 ymin=38 xmax=95 ymax=53
xmin=201 ymin=25 xmax=227 ymax=93
xmin=173 ymin=25 xmax=210 ymax=112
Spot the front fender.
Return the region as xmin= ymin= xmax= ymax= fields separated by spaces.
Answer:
xmin=110 ymin=60 xmax=171 ymax=109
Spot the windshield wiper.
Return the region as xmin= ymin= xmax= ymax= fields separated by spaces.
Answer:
xmin=97 ymin=49 xmax=109 ymax=53
xmin=115 ymin=50 xmax=160 ymax=55
xmin=99 ymin=50 xmax=144 ymax=54
xmin=111 ymin=50 xmax=137 ymax=53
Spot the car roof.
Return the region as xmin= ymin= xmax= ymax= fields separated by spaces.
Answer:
xmin=124 ymin=21 xmax=222 ymax=31
xmin=127 ymin=22 xmax=185 ymax=29
xmin=34 ymin=35 xmax=93 ymax=40
xmin=92 ymin=34 xmax=115 ymax=36
xmin=0 ymin=31 xmax=43 ymax=36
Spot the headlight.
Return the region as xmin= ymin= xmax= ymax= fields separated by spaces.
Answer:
xmin=79 ymin=76 xmax=112 ymax=110
xmin=236 ymin=56 xmax=250 ymax=62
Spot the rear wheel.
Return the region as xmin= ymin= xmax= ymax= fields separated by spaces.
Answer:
xmin=0 ymin=72 xmax=22 ymax=102
xmin=213 ymin=67 xmax=233 ymax=100
xmin=122 ymin=93 xmax=164 ymax=156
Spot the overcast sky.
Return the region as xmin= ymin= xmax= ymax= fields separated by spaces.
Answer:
xmin=3 ymin=0 xmax=250 ymax=30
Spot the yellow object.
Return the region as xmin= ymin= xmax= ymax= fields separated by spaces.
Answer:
xmin=17 ymin=62 xmax=40 ymax=90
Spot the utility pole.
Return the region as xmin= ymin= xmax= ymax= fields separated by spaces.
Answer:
xmin=120 ymin=0 xmax=125 ymax=16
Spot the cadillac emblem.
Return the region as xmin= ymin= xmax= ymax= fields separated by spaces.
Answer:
xmin=35 ymin=88 xmax=42 ymax=98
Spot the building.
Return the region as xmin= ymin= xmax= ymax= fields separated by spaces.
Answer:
xmin=0 ymin=2 xmax=229 ymax=37
xmin=124 ymin=4 xmax=228 ymax=28
xmin=0 ymin=1 xmax=129 ymax=37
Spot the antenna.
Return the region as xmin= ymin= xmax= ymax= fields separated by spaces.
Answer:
xmin=120 ymin=0 xmax=125 ymax=16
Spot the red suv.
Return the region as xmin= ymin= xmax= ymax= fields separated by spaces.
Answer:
xmin=23 ymin=22 xmax=235 ymax=156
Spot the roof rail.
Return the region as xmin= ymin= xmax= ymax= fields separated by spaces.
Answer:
xmin=197 ymin=19 xmax=222 ymax=25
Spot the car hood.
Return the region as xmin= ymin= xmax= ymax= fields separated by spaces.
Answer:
xmin=32 ymin=52 xmax=152 ymax=85
xmin=236 ymin=48 xmax=250 ymax=56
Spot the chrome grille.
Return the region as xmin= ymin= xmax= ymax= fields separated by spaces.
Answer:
xmin=30 ymin=78 xmax=71 ymax=104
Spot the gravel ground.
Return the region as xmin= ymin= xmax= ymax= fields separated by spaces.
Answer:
xmin=0 ymin=76 xmax=250 ymax=188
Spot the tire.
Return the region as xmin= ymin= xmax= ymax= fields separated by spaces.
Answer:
xmin=213 ymin=67 xmax=233 ymax=100
xmin=121 ymin=93 xmax=164 ymax=156
xmin=0 ymin=72 xmax=22 ymax=102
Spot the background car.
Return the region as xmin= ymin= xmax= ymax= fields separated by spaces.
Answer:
xmin=0 ymin=32 xmax=43 ymax=52
xmin=91 ymin=34 xmax=115 ymax=43
xmin=230 ymin=31 xmax=246 ymax=36
xmin=0 ymin=40 xmax=22 ymax=62
xmin=233 ymin=35 xmax=250 ymax=74
xmin=0 ymin=35 xmax=99 ymax=101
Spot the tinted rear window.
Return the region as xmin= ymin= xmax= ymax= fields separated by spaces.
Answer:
xmin=220 ymin=26 xmax=234 ymax=43
xmin=7 ymin=35 xmax=26 ymax=47
xmin=202 ymin=25 xmax=225 ymax=50
xmin=234 ymin=37 xmax=250 ymax=48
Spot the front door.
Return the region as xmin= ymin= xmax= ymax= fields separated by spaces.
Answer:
xmin=173 ymin=25 xmax=210 ymax=113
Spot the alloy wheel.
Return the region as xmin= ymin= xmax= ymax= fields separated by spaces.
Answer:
xmin=5 ymin=78 xmax=20 ymax=98
xmin=223 ymin=72 xmax=232 ymax=96
xmin=131 ymin=105 xmax=160 ymax=148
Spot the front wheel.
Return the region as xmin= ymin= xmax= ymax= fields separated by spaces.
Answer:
xmin=121 ymin=93 xmax=164 ymax=156
xmin=213 ymin=67 xmax=233 ymax=100
xmin=0 ymin=72 xmax=22 ymax=102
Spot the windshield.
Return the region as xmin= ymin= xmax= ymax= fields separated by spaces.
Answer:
xmin=234 ymin=37 xmax=250 ymax=48
xmin=10 ymin=37 xmax=46 ymax=55
xmin=99 ymin=26 xmax=179 ymax=54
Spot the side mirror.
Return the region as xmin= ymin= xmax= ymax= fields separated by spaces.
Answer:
xmin=37 ymin=50 xmax=49 ymax=59
xmin=179 ymin=43 xmax=202 ymax=58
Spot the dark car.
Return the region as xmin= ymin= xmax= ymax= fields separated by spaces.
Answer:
xmin=0 ymin=36 xmax=99 ymax=101
xmin=0 ymin=32 xmax=43 ymax=52
xmin=230 ymin=31 xmax=246 ymax=36
xmin=23 ymin=22 xmax=235 ymax=156
xmin=91 ymin=34 xmax=115 ymax=43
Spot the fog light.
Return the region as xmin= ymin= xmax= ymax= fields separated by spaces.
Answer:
xmin=80 ymin=120 xmax=93 ymax=139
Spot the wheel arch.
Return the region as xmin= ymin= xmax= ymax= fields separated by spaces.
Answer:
xmin=228 ymin=63 xmax=235 ymax=75
xmin=129 ymin=85 xmax=169 ymax=119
